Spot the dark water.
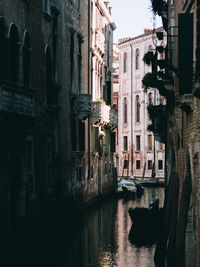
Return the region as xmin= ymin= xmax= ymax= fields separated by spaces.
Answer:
xmin=4 ymin=187 xmax=164 ymax=267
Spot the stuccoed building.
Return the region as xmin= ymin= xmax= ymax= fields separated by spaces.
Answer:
xmin=118 ymin=28 xmax=165 ymax=179
xmin=0 ymin=0 xmax=116 ymax=232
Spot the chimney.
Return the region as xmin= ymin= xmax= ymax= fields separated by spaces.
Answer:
xmin=104 ymin=1 xmax=109 ymax=9
xmin=144 ymin=28 xmax=152 ymax=34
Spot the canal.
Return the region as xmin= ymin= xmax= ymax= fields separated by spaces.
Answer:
xmin=5 ymin=187 xmax=164 ymax=267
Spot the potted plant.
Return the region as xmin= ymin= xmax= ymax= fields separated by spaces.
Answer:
xmin=151 ymin=0 xmax=168 ymax=16
xmin=156 ymin=45 xmax=164 ymax=53
xmin=143 ymin=51 xmax=154 ymax=65
xmin=157 ymin=59 xmax=167 ymax=69
xmin=142 ymin=72 xmax=158 ymax=88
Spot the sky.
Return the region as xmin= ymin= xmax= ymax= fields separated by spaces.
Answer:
xmin=108 ymin=0 xmax=162 ymax=43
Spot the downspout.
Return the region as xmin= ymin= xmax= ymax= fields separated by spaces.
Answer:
xmin=88 ymin=0 xmax=91 ymax=179
xmin=130 ymin=43 xmax=133 ymax=176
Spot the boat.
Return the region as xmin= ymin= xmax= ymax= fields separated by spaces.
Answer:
xmin=117 ymin=179 xmax=137 ymax=197
xmin=130 ymin=176 xmax=159 ymax=187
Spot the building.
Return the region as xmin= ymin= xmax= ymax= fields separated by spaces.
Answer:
xmin=0 ymin=0 xmax=116 ymax=232
xmin=148 ymin=0 xmax=200 ymax=266
xmin=112 ymin=44 xmax=119 ymax=172
xmin=117 ymin=28 xmax=165 ymax=179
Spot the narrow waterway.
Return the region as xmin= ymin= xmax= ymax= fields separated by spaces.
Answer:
xmin=66 ymin=187 xmax=164 ymax=267
xmin=5 ymin=187 xmax=164 ymax=267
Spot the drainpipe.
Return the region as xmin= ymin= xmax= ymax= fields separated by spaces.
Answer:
xmin=88 ymin=0 xmax=91 ymax=179
xmin=130 ymin=43 xmax=133 ymax=176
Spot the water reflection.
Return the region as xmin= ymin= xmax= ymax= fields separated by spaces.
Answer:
xmin=77 ymin=187 xmax=164 ymax=267
xmin=5 ymin=187 xmax=164 ymax=267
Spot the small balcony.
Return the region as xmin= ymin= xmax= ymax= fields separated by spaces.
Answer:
xmin=0 ymin=80 xmax=35 ymax=117
xmin=95 ymin=29 xmax=105 ymax=54
xmin=109 ymin=109 xmax=118 ymax=129
xmin=78 ymin=94 xmax=91 ymax=120
xmin=91 ymin=101 xmax=110 ymax=126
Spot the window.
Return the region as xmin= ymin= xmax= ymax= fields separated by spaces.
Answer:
xmin=78 ymin=36 xmax=82 ymax=93
xmin=124 ymin=160 xmax=128 ymax=169
xmin=45 ymin=46 xmax=53 ymax=105
xmin=9 ymin=24 xmax=20 ymax=82
xmin=158 ymin=160 xmax=163 ymax=170
xmin=148 ymin=135 xmax=152 ymax=150
xmin=123 ymin=136 xmax=128 ymax=151
xmin=160 ymin=142 xmax=164 ymax=150
xmin=160 ymin=96 xmax=164 ymax=105
xmin=78 ymin=0 xmax=81 ymax=10
xmin=23 ymin=31 xmax=31 ymax=87
xmin=148 ymin=160 xmax=152 ymax=170
xmin=136 ymin=95 xmax=140 ymax=122
xmin=25 ymin=136 xmax=35 ymax=198
xmin=135 ymin=48 xmax=139 ymax=70
xmin=123 ymin=52 xmax=127 ymax=73
xmin=46 ymin=137 xmax=53 ymax=193
xmin=0 ymin=18 xmax=8 ymax=79
xmin=148 ymin=92 xmax=153 ymax=105
xmin=70 ymin=31 xmax=74 ymax=93
xmin=43 ymin=0 xmax=51 ymax=14
xmin=123 ymin=97 xmax=127 ymax=123
xmin=136 ymin=135 xmax=140 ymax=151
xmin=136 ymin=160 xmax=140 ymax=169
xmin=79 ymin=120 xmax=85 ymax=151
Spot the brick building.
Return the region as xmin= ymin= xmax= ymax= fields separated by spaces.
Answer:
xmin=0 ymin=0 xmax=116 ymax=232
xmin=148 ymin=0 xmax=200 ymax=266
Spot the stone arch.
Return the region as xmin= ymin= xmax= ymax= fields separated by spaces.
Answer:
xmin=8 ymin=23 xmax=20 ymax=82
xmin=23 ymin=30 xmax=31 ymax=87
xmin=175 ymin=150 xmax=194 ymax=267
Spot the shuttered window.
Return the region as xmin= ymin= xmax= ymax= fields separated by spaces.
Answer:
xmin=178 ymin=13 xmax=193 ymax=95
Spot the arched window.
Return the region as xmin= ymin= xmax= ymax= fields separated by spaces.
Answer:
xmin=23 ymin=31 xmax=31 ymax=87
xmin=0 ymin=17 xmax=7 ymax=79
xmin=135 ymin=48 xmax=139 ymax=70
xmin=148 ymin=92 xmax=153 ymax=105
xmin=123 ymin=97 xmax=127 ymax=123
xmin=123 ymin=52 xmax=127 ymax=73
xmin=136 ymin=95 xmax=140 ymax=122
xmin=45 ymin=46 xmax=53 ymax=105
xmin=9 ymin=24 xmax=20 ymax=82
xmin=160 ymin=96 xmax=164 ymax=105
xmin=160 ymin=41 xmax=164 ymax=59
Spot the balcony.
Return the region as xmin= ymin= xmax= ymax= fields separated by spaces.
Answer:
xmin=180 ymin=94 xmax=193 ymax=113
xmin=0 ymin=80 xmax=35 ymax=117
xmin=109 ymin=109 xmax=118 ymax=129
xmin=95 ymin=29 xmax=105 ymax=54
xmin=78 ymin=94 xmax=91 ymax=120
xmin=91 ymin=101 xmax=110 ymax=126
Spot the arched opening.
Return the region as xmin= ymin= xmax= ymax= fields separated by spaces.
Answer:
xmin=123 ymin=97 xmax=127 ymax=123
xmin=123 ymin=52 xmax=127 ymax=73
xmin=9 ymin=24 xmax=20 ymax=82
xmin=148 ymin=92 xmax=153 ymax=105
xmin=0 ymin=17 xmax=8 ymax=79
xmin=175 ymin=152 xmax=193 ymax=266
xmin=23 ymin=31 xmax=31 ymax=87
xmin=45 ymin=46 xmax=53 ymax=105
xmin=135 ymin=48 xmax=139 ymax=70
xmin=136 ymin=95 xmax=140 ymax=122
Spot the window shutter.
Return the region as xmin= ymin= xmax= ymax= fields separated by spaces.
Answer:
xmin=111 ymin=132 xmax=116 ymax=152
xmin=178 ymin=13 xmax=193 ymax=95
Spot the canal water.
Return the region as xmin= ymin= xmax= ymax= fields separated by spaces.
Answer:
xmin=5 ymin=187 xmax=164 ymax=267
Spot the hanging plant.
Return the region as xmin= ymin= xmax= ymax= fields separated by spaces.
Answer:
xmin=142 ymin=72 xmax=158 ymax=88
xmin=157 ymin=59 xmax=167 ymax=69
xmin=156 ymin=32 xmax=163 ymax=40
xmin=147 ymin=124 xmax=154 ymax=132
xmin=151 ymin=0 xmax=168 ymax=16
xmin=156 ymin=45 xmax=164 ymax=53
xmin=143 ymin=51 xmax=154 ymax=65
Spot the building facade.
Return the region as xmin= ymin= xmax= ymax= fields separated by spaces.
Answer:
xmin=0 ymin=0 xmax=116 ymax=232
xmin=117 ymin=29 xmax=165 ymax=179
xmin=148 ymin=0 xmax=200 ymax=266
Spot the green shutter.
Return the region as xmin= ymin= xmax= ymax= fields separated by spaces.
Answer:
xmin=178 ymin=13 xmax=193 ymax=95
